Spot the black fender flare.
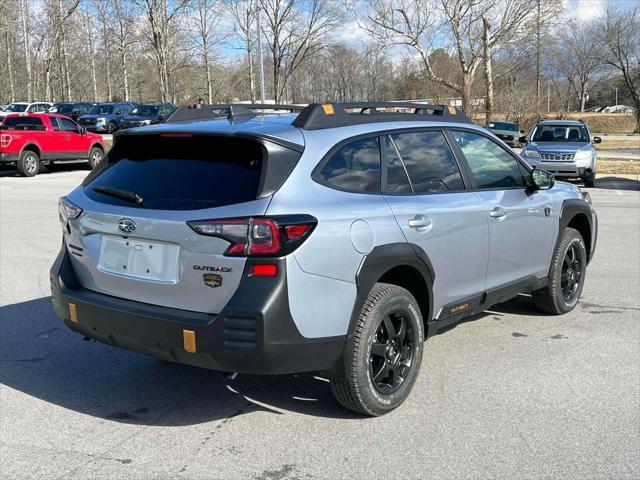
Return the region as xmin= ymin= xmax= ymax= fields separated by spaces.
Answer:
xmin=556 ymin=198 xmax=596 ymax=264
xmin=347 ymin=242 xmax=435 ymax=339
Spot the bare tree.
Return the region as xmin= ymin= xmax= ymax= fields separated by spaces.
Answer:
xmin=138 ymin=0 xmax=188 ymax=103
xmin=192 ymin=0 xmax=222 ymax=103
xmin=259 ymin=0 xmax=337 ymax=103
xmin=553 ymin=21 xmax=606 ymax=112
xmin=93 ymin=0 xmax=113 ymax=101
xmin=113 ymin=0 xmax=137 ymax=101
xmin=595 ymin=6 xmax=640 ymax=131
xmin=20 ymin=0 xmax=32 ymax=101
xmin=479 ymin=0 xmax=537 ymax=122
xmin=228 ymin=0 xmax=258 ymax=102
xmin=81 ymin=9 xmax=99 ymax=102
xmin=359 ymin=0 xmax=487 ymax=114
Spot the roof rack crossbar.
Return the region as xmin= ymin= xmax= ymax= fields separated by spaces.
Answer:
xmin=165 ymin=103 xmax=304 ymax=124
xmin=291 ymin=102 xmax=470 ymax=130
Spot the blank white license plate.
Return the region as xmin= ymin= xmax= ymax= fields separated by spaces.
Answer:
xmin=98 ymin=235 xmax=180 ymax=284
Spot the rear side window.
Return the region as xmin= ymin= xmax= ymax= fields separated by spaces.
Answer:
xmin=84 ymin=135 xmax=265 ymax=210
xmin=3 ymin=116 xmax=43 ymax=127
xmin=451 ymin=130 xmax=524 ymax=189
xmin=384 ymin=131 xmax=464 ymax=194
xmin=317 ymin=137 xmax=380 ymax=193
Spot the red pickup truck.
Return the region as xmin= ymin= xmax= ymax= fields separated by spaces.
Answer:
xmin=0 ymin=113 xmax=106 ymax=177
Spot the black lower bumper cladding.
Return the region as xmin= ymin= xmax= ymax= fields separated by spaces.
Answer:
xmin=50 ymin=246 xmax=345 ymax=375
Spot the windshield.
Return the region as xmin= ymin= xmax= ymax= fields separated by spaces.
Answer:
xmin=6 ymin=104 xmax=28 ymax=112
xmin=488 ymin=122 xmax=519 ymax=132
xmin=90 ymin=104 xmax=114 ymax=115
xmin=532 ymin=125 xmax=589 ymax=142
xmin=131 ymin=105 xmax=159 ymax=117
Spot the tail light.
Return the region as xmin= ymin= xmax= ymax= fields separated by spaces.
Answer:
xmin=0 ymin=134 xmax=12 ymax=148
xmin=187 ymin=215 xmax=317 ymax=257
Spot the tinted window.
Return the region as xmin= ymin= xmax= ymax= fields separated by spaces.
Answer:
xmin=318 ymin=137 xmax=380 ymax=193
xmin=3 ymin=116 xmax=43 ymax=126
xmin=451 ymin=131 xmax=524 ymax=189
xmin=49 ymin=117 xmax=61 ymax=131
xmin=91 ymin=104 xmax=114 ymax=115
xmin=59 ymin=117 xmax=79 ymax=132
xmin=6 ymin=104 xmax=28 ymax=112
xmin=56 ymin=103 xmax=74 ymax=114
xmin=385 ymin=131 xmax=464 ymax=193
xmin=84 ymin=136 xmax=264 ymax=210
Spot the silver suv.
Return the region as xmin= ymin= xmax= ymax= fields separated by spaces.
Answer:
xmin=51 ymin=103 xmax=597 ymax=416
xmin=521 ymin=119 xmax=600 ymax=187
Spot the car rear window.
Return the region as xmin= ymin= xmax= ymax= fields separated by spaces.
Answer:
xmin=84 ymin=135 xmax=265 ymax=210
xmin=3 ymin=116 xmax=44 ymax=127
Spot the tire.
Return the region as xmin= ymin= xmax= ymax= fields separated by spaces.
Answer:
xmin=583 ymin=177 xmax=595 ymax=188
xmin=16 ymin=150 xmax=40 ymax=177
xmin=107 ymin=122 xmax=116 ymax=134
xmin=330 ymin=283 xmax=424 ymax=416
xmin=533 ymin=227 xmax=587 ymax=314
xmin=88 ymin=146 xmax=104 ymax=169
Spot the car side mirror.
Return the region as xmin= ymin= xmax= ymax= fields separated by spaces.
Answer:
xmin=519 ymin=135 xmax=527 ymax=144
xmin=520 ymin=129 xmax=525 ymax=134
xmin=527 ymin=167 xmax=554 ymax=191
xmin=593 ymin=136 xmax=602 ymax=144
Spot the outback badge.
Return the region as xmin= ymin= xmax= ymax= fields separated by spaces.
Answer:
xmin=203 ymin=273 xmax=222 ymax=288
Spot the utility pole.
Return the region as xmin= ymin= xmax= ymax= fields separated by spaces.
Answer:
xmin=547 ymin=80 xmax=550 ymax=113
xmin=256 ymin=5 xmax=265 ymax=104
xmin=615 ymin=87 xmax=618 ymax=106
xmin=535 ymin=0 xmax=541 ymax=115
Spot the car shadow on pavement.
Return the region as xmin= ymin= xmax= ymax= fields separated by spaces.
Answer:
xmin=0 ymin=163 xmax=89 ymax=178
xmin=593 ymin=176 xmax=640 ymax=191
xmin=0 ymin=297 xmax=361 ymax=425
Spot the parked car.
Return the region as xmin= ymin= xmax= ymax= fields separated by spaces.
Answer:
xmin=520 ymin=119 xmax=600 ymax=188
xmin=119 ymin=103 xmax=176 ymax=129
xmin=0 ymin=113 xmax=106 ymax=176
xmin=486 ymin=120 xmax=524 ymax=147
xmin=51 ymin=102 xmax=597 ymax=416
xmin=77 ymin=102 xmax=136 ymax=133
xmin=0 ymin=102 xmax=53 ymax=119
xmin=49 ymin=102 xmax=96 ymax=122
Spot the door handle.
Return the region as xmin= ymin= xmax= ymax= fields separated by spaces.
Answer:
xmin=408 ymin=215 xmax=432 ymax=229
xmin=489 ymin=206 xmax=507 ymax=218
xmin=65 ymin=135 xmax=70 ymax=140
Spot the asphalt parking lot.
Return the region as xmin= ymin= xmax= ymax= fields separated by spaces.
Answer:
xmin=1 ymin=166 xmax=639 ymax=480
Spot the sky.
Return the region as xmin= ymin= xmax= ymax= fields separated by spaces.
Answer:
xmin=567 ymin=0 xmax=637 ymax=22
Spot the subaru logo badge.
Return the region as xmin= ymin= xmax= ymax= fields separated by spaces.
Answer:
xmin=118 ymin=218 xmax=136 ymax=234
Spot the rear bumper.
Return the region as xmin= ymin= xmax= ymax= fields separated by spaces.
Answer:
xmin=50 ymin=246 xmax=345 ymax=375
xmin=0 ymin=152 xmax=20 ymax=163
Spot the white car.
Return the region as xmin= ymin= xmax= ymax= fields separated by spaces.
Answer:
xmin=0 ymin=102 xmax=53 ymax=118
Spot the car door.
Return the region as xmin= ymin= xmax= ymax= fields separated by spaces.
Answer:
xmin=56 ymin=117 xmax=88 ymax=159
xmin=381 ymin=129 xmax=490 ymax=321
xmin=449 ymin=129 xmax=555 ymax=293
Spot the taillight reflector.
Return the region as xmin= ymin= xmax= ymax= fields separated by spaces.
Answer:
xmin=0 ymin=134 xmax=12 ymax=148
xmin=187 ymin=215 xmax=317 ymax=257
xmin=251 ymin=264 xmax=278 ymax=276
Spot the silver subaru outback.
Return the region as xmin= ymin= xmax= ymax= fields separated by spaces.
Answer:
xmin=51 ymin=102 xmax=597 ymax=416
xmin=521 ymin=119 xmax=600 ymax=187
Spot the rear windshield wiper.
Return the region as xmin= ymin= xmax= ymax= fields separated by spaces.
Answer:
xmin=92 ymin=186 xmax=144 ymax=206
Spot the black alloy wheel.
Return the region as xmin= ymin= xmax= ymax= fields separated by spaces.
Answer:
xmin=369 ymin=309 xmax=416 ymax=395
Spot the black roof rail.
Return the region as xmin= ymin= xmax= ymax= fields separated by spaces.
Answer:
xmin=291 ymin=102 xmax=471 ymax=130
xmin=165 ymin=103 xmax=304 ymax=124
